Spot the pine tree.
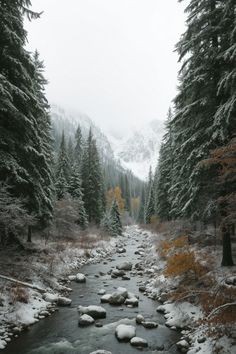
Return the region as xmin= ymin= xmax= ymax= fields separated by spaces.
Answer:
xmin=68 ymin=165 xmax=88 ymax=228
xmin=74 ymin=124 xmax=83 ymax=167
xmin=0 ymin=1 xmax=53 ymax=240
xmin=55 ymin=132 xmax=70 ymax=199
xmin=110 ymin=199 xmax=122 ymax=236
xmin=81 ymin=129 xmax=105 ymax=224
xmin=145 ymin=181 xmax=155 ymax=224
xmin=155 ymin=109 xmax=174 ymax=221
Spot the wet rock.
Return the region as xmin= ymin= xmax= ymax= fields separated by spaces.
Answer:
xmin=115 ymin=324 xmax=136 ymax=341
xmin=130 ymin=337 xmax=148 ymax=348
xmin=136 ymin=314 xmax=145 ymax=324
xmin=125 ymin=298 xmax=139 ymax=307
xmin=142 ymin=321 xmax=158 ymax=329
xmin=176 ymin=339 xmax=190 ymax=352
xmin=117 ymin=262 xmax=132 ymax=271
xmin=78 ymin=305 xmax=106 ymax=319
xmin=57 ymin=296 xmax=72 ymax=306
xmin=197 ymin=337 xmax=206 ymax=344
xmin=76 ymin=273 xmax=86 ymax=283
xmin=109 ymin=293 xmax=125 ymax=305
xmin=111 ymin=269 xmax=125 ymax=277
xmin=78 ymin=314 xmax=95 ymax=326
xmin=95 ymin=322 xmax=103 ymax=328
xmin=156 ymin=344 xmax=165 ymax=351
xmin=139 ymin=285 xmax=146 ymax=292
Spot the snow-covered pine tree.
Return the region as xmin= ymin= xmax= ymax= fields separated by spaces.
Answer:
xmin=110 ymin=199 xmax=122 ymax=236
xmin=0 ymin=1 xmax=54 ymax=241
xmin=81 ymin=128 xmax=105 ymax=224
xmin=74 ymin=124 xmax=83 ymax=167
xmin=138 ymin=185 xmax=146 ymax=223
xmin=169 ymin=0 xmax=229 ymax=220
xmin=55 ymin=132 xmax=70 ymax=199
xmin=154 ymin=108 xmax=174 ymax=221
xmin=145 ymin=181 xmax=155 ymax=224
xmin=68 ymin=165 xmax=88 ymax=228
xmin=144 ymin=167 xmax=153 ymax=223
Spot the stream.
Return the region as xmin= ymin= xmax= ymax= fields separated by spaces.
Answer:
xmin=2 ymin=227 xmax=180 ymax=354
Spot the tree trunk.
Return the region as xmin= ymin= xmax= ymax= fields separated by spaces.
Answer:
xmin=27 ymin=225 xmax=32 ymax=243
xmin=221 ymin=225 xmax=234 ymax=266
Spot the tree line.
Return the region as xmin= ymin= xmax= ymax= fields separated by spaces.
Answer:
xmin=141 ymin=0 xmax=236 ymax=266
xmin=0 ymin=0 xmax=144 ymax=245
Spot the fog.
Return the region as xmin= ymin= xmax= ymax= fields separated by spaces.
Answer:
xmin=26 ymin=0 xmax=186 ymax=135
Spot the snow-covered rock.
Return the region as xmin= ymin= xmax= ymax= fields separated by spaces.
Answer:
xmin=117 ymin=247 xmax=126 ymax=254
xmin=109 ymin=287 xmax=128 ymax=305
xmin=115 ymin=324 xmax=136 ymax=341
xmin=97 ymin=289 xmax=106 ymax=295
xmin=176 ymin=339 xmax=190 ymax=351
xmin=43 ymin=293 xmax=58 ymax=303
xmin=57 ymin=297 xmax=72 ymax=306
xmin=78 ymin=314 xmax=95 ymax=326
xmin=117 ymin=262 xmax=132 ymax=271
xmin=125 ymin=297 xmax=139 ymax=307
xmin=100 ymin=294 xmax=112 ymax=303
xmin=76 ymin=273 xmax=86 ymax=283
xmin=136 ymin=314 xmax=145 ymax=324
xmin=130 ymin=337 xmax=148 ymax=348
xmin=89 ymin=351 xmax=112 ymax=354
xmin=78 ymin=305 xmax=106 ymax=319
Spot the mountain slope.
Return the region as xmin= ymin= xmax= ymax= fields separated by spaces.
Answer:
xmin=108 ymin=120 xmax=164 ymax=180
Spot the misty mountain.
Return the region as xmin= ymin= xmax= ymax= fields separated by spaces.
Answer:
xmin=50 ymin=104 xmax=115 ymax=163
xmin=108 ymin=120 xmax=164 ymax=180
xmin=50 ymin=104 xmax=163 ymax=181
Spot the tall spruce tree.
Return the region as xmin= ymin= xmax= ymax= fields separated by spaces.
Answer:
xmin=81 ymin=129 xmax=105 ymax=224
xmin=110 ymin=199 xmax=122 ymax=236
xmin=55 ymin=132 xmax=70 ymax=199
xmin=0 ymin=1 xmax=54 ymax=241
xmin=68 ymin=165 xmax=88 ymax=228
xmin=74 ymin=124 xmax=83 ymax=167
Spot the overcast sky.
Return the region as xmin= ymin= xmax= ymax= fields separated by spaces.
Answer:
xmin=26 ymin=0 xmax=186 ymax=136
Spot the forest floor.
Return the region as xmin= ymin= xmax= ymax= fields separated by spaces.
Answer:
xmin=0 ymin=225 xmax=236 ymax=353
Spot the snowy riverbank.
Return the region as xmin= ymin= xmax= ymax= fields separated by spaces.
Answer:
xmin=0 ymin=231 xmax=121 ymax=350
xmin=138 ymin=226 xmax=236 ymax=354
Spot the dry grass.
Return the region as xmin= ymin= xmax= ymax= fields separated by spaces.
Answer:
xmin=10 ymin=286 xmax=29 ymax=304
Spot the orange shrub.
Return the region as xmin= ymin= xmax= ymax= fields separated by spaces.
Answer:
xmin=164 ymin=251 xmax=205 ymax=279
xmin=160 ymin=235 xmax=189 ymax=258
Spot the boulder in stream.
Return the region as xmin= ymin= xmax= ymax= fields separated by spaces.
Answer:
xmin=115 ymin=324 xmax=136 ymax=341
xmin=117 ymin=262 xmax=132 ymax=271
xmin=78 ymin=314 xmax=95 ymax=326
xmin=78 ymin=305 xmax=106 ymax=319
xmin=130 ymin=337 xmax=148 ymax=348
xmin=76 ymin=273 xmax=86 ymax=283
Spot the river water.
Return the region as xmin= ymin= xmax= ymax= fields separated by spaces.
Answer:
xmin=2 ymin=227 xmax=180 ymax=354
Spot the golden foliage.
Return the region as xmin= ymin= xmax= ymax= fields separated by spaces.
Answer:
xmin=164 ymin=251 xmax=205 ymax=279
xmin=160 ymin=235 xmax=189 ymax=258
xmin=106 ymin=186 xmax=125 ymax=212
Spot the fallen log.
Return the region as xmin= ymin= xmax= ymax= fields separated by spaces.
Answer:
xmin=0 ymin=274 xmax=46 ymax=293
